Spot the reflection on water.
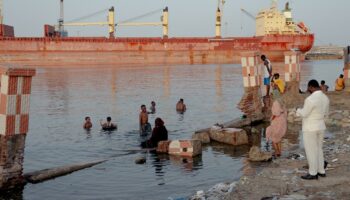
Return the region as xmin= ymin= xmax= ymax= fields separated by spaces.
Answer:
xmin=0 ymin=60 xmax=342 ymax=200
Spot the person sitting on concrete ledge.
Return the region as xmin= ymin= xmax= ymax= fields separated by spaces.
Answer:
xmin=320 ymin=80 xmax=329 ymax=93
xmin=83 ymin=116 xmax=92 ymax=130
xmin=335 ymin=74 xmax=345 ymax=91
xmin=271 ymin=73 xmax=285 ymax=94
xmin=100 ymin=117 xmax=117 ymax=131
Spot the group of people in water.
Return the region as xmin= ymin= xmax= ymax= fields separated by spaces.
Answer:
xmin=82 ymin=98 xmax=187 ymax=148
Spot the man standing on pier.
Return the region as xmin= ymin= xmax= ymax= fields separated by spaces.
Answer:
xmin=296 ymin=80 xmax=329 ymax=180
xmin=261 ymin=55 xmax=272 ymax=96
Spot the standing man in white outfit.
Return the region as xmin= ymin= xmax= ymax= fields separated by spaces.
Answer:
xmin=296 ymin=80 xmax=329 ymax=180
xmin=261 ymin=55 xmax=272 ymax=96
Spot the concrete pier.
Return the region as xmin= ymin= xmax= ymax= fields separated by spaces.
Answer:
xmin=0 ymin=67 xmax=35 ymax=190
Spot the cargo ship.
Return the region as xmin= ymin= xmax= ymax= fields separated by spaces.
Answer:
xmin=0 ymin=1 xmax=314 ymax=67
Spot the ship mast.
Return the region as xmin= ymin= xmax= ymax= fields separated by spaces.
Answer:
xmin=0 ymin=0 xmax=3 ymax=24
xmin=216 ymin=0 xmax=225 ymax=38
xmin=58 ymin=0 xmax=64 ymax=33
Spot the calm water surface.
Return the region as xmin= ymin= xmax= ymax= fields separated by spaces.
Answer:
xmin=1 ymin=60 xmax=343 ymax=200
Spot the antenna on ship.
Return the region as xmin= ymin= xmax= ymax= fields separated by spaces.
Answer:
xmin=0 ymin=0 xmax=3 ymax=24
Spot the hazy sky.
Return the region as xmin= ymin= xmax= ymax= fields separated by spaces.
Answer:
xmin=3 ymin=0 xmax=349 ymax=46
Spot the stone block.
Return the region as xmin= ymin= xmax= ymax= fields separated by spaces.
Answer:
xmin=168 ymin=140 xmax=202 ymax=157
xmin=209 ymin=126 xmax=248 ymax=146
xmin=156 ymin=140 xmax=171 ymax=153
xmin=248 ymin=146 xmax=272 ymax=162
xmin=192 ymin=132 xmax=210 ymax=144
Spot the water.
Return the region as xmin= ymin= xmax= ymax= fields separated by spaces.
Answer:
xmin=1 ymin=60 xmax=343 ymax=200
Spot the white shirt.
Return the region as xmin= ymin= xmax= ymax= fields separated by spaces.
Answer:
xmin=263 ymin=59 xmax=272 ymax=78
xmin=296 ymin=90 xmax=330 ymax=132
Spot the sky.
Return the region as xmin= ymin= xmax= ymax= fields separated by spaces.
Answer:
xmin=3 ymin=0 xmax=350 ymax=46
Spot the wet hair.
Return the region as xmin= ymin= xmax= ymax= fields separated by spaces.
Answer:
xmin=340 ymin=74 xmax=344 ymax=78
xmin=180 ymin=98 xmax=184 ymax=102
xmin=85 ymin=116 xmax=90 ymax=120
xmin=107 ymin=116 xmax=112 ymax=122
xmin=274 ymin=73 xmax=280 ymax=79
xmin=151 ymin=101 xmax=155 ymax=105
xmin=155 ymin=118 xmax=164 ymax=127
xmin=261 ymin=55 xmax=266 ymax=61
xmin=307 ymin=79 xmax=320 ymax=88
xmin=141 ymin=104 xmax=146 ymax=108
xmin=321 ymin=80 xmax=325 ymax=85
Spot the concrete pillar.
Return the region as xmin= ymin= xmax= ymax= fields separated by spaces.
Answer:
xmin=0 ymin=66 xmax=36 ymax=190
xmin=284 ymin=51 xmax=301 ymax=94
xmin=237 ymin=52 xmax=263 ymax=121
xmin=283 ymin=51 xmax=303 ymax=108
xmin=343 ymin=46 xmax=350 ymax=91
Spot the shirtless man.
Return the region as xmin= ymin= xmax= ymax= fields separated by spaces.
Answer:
xmin=176 ymin=98 xmax=187 ymax=112
xmin=140 ymin=105 xmax=151 ymax=135
xmin=83 ymin=116 xmax=92 ymax=130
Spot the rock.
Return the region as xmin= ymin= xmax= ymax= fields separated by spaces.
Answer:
xmin=329 ymin=112 xmax=343 ymax=121
xmin=343 ymin=110 xmax=350 ymax=117
xmin=209 ymin=126 xmax=248 ymax=145
xmin=223 ymin=118 xmax=252 ymax=128
xmin=168 ymin=140 xmax=202 ymax=157
xmin=156 ymin=140 xmax=172 ymax=153
xmin=280 ymin=194 xmax=307 ymax=200
xmin=135 ymin=156 xmax=146 ymax=164
xmin=192 ymin=132 xmax=210 ymax=144
xmin=347 ymin=136 xmax=350 ymax=141
xmin=294 ymin=117 xmax=302 ymax=122
xmin=248 ymin=146 xmax=272 ymax=162
xmin=251 ymin=127 xmax=260 ymax=134
xmin=287 ymin=116 xmax=294 ymax=123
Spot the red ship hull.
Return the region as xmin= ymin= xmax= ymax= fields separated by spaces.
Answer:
xmin=0 ymin=34 xmax=314 ymax=67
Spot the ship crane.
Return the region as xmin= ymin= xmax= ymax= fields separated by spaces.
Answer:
xmin=240 ymin=8 xmax=255 ymax=20
xmin=62 ymin=6 xmax=169 ymax=38
xmin=215 ymin=0 xmax=225 ymax=38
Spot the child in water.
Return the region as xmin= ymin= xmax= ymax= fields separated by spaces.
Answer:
xmin=83 ymin=116 xmax=92 ymax=130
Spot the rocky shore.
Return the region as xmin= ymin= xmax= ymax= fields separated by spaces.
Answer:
xmin=191 ymin=91 xmax=350 ymax=200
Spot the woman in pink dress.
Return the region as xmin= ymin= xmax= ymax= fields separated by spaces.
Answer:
xmin=266 ymin=99 xmax=287 ymax=157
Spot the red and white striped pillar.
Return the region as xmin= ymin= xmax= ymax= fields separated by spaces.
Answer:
xmin=0 ymin=66 xmax=36 ymax=190
xmin=237 ymin=52 xmax=263 ymax=120
xmin=284 ymin=51 xmax=301 ymax=94
xmin=240 ymin=52 xmax=262 ymax=88
xmin=284 ymin=51 xmax=301 ymax=82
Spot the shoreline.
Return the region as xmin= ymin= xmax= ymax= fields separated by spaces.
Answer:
xmin=191 ymin=91 xmax=350 ymax=200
